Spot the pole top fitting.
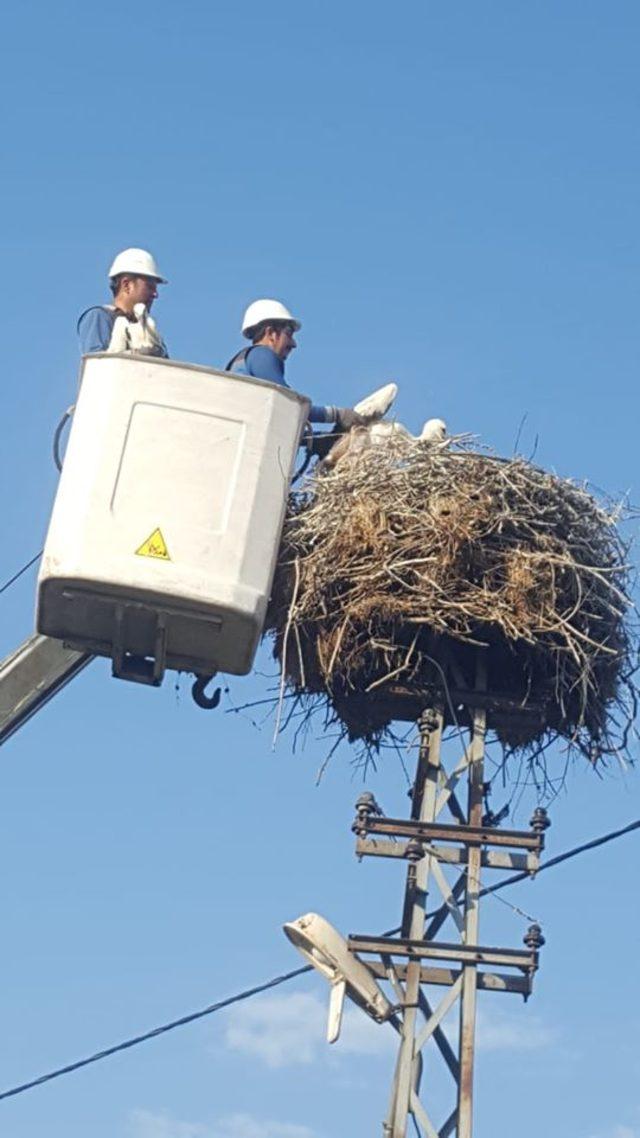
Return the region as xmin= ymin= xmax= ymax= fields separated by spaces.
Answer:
xmin=419 ymin=708 xmax=440 ymax=732
xmin=524 ymin=923 xmax=546 ymax=951
xmin=530 ymin=807 xmax=551 ymax=834
xmin=355 ymin=792 xmax=379 ymax=812
xmin=351 ymin=791 xmax=382 ymax=836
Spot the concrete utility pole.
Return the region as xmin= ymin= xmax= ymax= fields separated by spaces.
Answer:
xmin=348 ymin=654 xmax=548 ymax=1137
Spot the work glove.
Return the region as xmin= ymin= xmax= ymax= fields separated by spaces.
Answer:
xmin=334 ymin=407 xmax=367 ymax=431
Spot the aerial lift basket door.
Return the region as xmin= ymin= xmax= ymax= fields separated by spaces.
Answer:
xmin=37 ymin=354 xmax=309 ymax=682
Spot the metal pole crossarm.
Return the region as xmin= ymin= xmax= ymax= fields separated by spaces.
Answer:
xmin=351 ymin=680 xmax=546 ymax=730
xmin=354 ymin=816 xmax=545 ymax=852
xmin=355 ymin=837 xmax=539 ymax=874
xmin=349 ymin=935 xmax=539 ymax=974
xmin=366 ymin=961 xmax=533 ymax=996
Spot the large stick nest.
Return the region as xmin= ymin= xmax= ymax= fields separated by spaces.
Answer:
xmin=265 ymin=439 xmax=638 ymax=765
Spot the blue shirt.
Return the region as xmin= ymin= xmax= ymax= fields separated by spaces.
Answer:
xmin=77 ymin=305 xmax=169 ymax=358
xmin=77 ymin=306 xmax=117 ymax=354
xmin=230 ymin=345 xmax=336 ymax=424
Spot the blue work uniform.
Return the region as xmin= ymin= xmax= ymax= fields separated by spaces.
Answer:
xmin=226 ymin=345 xmax=336 ymax=425
xmin=77 ymin=306 xmax=120 ymax=354
xmin=77 ymin=305 xmax=169 ymax=357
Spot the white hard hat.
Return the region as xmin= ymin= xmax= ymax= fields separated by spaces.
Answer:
xmin=108 ymin=248 xmax=168 ymax=283
xmin=242 ymin=298 xmax=301 ymax=339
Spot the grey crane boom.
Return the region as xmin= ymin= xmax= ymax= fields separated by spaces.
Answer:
xmin=0 ymin=634 xmax=92 ymax=747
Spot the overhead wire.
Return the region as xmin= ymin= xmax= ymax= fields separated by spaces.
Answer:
xmin=478 ymin=815 xmax=640 ymax=898
xmin=0 ymin=814 xmax=638 ymax=1104
xmin=0 ymin=552 xmax=43 ymax=596
xmin=0 ymin=404 xmax=73 ymax=597
xmin=0 ymin=965 xmax=312 ymax=1103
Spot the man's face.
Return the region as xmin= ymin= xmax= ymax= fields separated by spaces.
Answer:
xmin=116 ymin=274 xmax=160 ymax=311
xmin=271 ymin=323 xmax=297 ymax=360
xmin=130 ymin=275 xmax=159 ymax=310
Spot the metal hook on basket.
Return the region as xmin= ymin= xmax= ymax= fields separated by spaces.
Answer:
xmin=191 ymin=674 xmax=222 ymax=710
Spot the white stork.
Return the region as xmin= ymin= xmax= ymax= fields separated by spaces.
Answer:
xmin=319 ymin=411 xmax=449 ymax=472
xmin=107 ymin=303 xmax=167 ymax=356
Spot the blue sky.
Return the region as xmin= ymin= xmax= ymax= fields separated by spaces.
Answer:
xmin=0 ymin=2 xmax=639 ymax=1136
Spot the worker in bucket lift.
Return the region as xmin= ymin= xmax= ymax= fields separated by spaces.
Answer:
xmin=226 ymin=299 xmax=368 ymax=454
xmin=77 ymin=248 xmax=169 ymax=358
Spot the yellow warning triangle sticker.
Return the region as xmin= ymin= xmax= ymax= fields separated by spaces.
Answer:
xmin=135 ymin=527 xmax=171 ymax=561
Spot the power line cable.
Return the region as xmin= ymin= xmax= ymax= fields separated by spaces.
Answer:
xmin=0 ymin=552 xmax=42 ymax=596
xmin=0 ymin=815 xmax=638 ymax=1104
xmin=419 ymin=817 xmax=640 ymax=933
xmin=479 ymin=815 xmax=640 ymax=898
xmin=0 ymin=965 xmax=312 ymax=1103
xmin=0 ymin=406 xmax=72 ymax=594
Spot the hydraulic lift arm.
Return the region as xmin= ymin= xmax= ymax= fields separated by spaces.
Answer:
xmin=0 ymin=634 xmax=92 ymax=747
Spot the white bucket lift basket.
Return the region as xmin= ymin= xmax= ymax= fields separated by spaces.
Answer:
xmin=37 ymin=354 xmax=309 ymax=684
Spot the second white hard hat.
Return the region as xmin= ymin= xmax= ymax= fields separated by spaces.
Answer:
xmin=242 ymin=298 xmax=301 ymax=339
xmin=108 ymin=248 xmax=168 ymax=283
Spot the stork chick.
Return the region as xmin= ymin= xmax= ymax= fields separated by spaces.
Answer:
xmin=419 ymin=418 xmax=447 ymax=444
xmin=319 ymin=416 xmax=448 ymax=472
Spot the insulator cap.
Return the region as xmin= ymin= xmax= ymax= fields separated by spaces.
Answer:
xmin=524 ymin=923 xmax=546 ymax=951
xmin=355 ymin=792 xmax=378 ymax=812
xmin=530 ymin=807 xmax=551 ymax=834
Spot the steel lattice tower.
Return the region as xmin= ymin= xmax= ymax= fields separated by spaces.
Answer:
xmin=348 ymin=655 xmax=548 ymax=1137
